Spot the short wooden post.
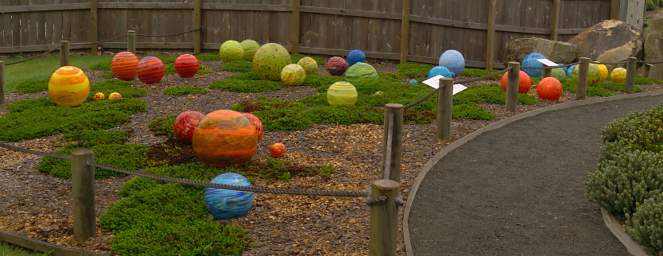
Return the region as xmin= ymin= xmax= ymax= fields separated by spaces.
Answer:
xmin=625 ymin=57 xmax=637 ymax=93
xmin=644 ymin=63 xmax=653 ymax=78
xmin=551 ymin=0 xmax=561 ymax=41
xmin=71 ymin=149 xmax=96 ymax=242
xmin=485 ymin=0 xmax=497 ymax=70
xmin=193 ymin=0 xmax=202 ymax=54
xmin=0 ymin=61 xmax=5 ymax=106
xmin=576 ymin=57 xmax=590 ymax=100
xmin=610 ymin=0 xmax=621 ymax=19
xmin=289 ymin=0 xmax=301 ymax=53
xmin=543 ymin=67 xmax=552 ymax=78
xmin=506 ymin=62 xmax=520 ymax=112
xmin=436 ymin=78 xmax=453 ymax=140
xmin=399 ymin=0 xmax=411 ymax=64
xmin=127 ymin=30 xmax=136 ymax=53
xmin=383 ymin=104 xmax=403 ymax=182
xmin=368 ymin=179 xmax=399 ymax=256
xmin=89 ymin=0 xmax=98 ymax=55
xmin=60 ymin=40 xmax=70 ymax=67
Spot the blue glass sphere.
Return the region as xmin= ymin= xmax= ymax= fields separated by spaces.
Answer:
xmin=346 ymin=49 xmax=367 ymax=66
xmin=427 ymin=66 xmax=455 ymax=79
xmin=408 ymin=79 xmax=418 ymax=86
xmin=565 ymin=65 xmax=576 ymax=77
xmin=204 ymin=173 xmax=254 ymax=220
xmin=438 ymin=50 xmax=465 ymax=75
xmin=522 ymin=53 xmax=545 ymax=78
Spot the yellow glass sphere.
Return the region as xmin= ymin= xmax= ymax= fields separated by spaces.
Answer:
xmin=327 ymin=81 xmax=358 ymax=106
xmin=611 ymin=68 xmax=627 ymax=83
xmin=48 ymin=66 xmax=90 ymax=107
xmin=597 ymin=64 xmax=609 ymax=83
xmin=109 ymin=92 xmax=123 ymax=101
xmin=93 ymin=92 xmax=106 ymax=101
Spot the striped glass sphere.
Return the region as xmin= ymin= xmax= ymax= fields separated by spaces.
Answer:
xmin=174 ymin=54 xmax=200 ymax=78
xmin=111 ymin=51 xmax=139 ymax=81
xmin=192 ymin=110 xmax=260 ymax=167
xmin=204 ymin=172 xmax=254 ymax=220
xmin=48 ymin=66 xmax=90 ymax=107
xmin=327 ymin=81 xmax=358 ymax=106
xmin=137 ymin=56 xmax=165 ymax=84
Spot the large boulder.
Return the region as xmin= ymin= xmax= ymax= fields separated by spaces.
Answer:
xmin=504 ymin=37 xmax=577 ymax=64
xmin=569 ymin=20 xmax=643 ymax=64
xmin=644 ymin=12 xmax=663 ymax=79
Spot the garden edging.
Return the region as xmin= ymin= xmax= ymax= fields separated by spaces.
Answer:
xmin=403 ymin=90 xmax=663 ymax=256
xmin=600 ymin=208 xmax=649 ymax=256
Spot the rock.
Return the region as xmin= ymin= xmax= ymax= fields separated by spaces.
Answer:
xmin=504 ymin=37 xmax=577 ymax=64
xmin=569 ymin=20 xmax=643 ymax=64
xmin=644 ymin=12 xmax=663 ymax=79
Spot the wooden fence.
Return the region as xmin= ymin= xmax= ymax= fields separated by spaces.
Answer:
xmin=1 ymin=0 xmax=620 ymax=68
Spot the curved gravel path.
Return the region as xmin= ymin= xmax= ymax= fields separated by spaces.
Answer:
xmin=406 ymin=93 xmax=663 ymax=256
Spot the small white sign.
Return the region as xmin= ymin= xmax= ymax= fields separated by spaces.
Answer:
xmin=537 ymin=58 xmax=559 ymax=67
xmin=422 ymin=75 xmax=468 ymax=95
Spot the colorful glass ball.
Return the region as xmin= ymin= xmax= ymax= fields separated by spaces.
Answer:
xmin=439 ymin=50 xmax=465 ymax=75
xmin=174 ymin=54 xmax=200 ymax=78
xmin=108 ymin=92 xmax=123 ymax=101
xmin=192 ymin=110 xmax=260 ymax=167
xmin=346 ymin=49 xmax=367 ymax=66
xmin=327 ymin=81 xmax=358 ymax=106
xmin=500 ymin=71 xmax=532 ymax=93
xmin=137 ymin=56 xmax=165 ymax=84
xmin=597 ymin=64 xmax=609 ymax=82
xmin=281 ymin=64 xmax=307 ymax=86
xmin=409 ymin=79 xmax=418 ymax=86
xmin=241 ymin=113 xmax=264 ymax=140
xmin=204 ymin=172 xmax=254 ymax=220
xmin=325 ymin=57 xmax=349 ymax=76
xmin=551 ymin=68 xmax=567 ymax=81
xmin=269 ymin=143 xmax=286 ymax=158
xmin=111 ymin=51 xmax=139 ymax=81
xmin=572 ymin=63 xmax=601 ymax=85
xmin=522 ymin=53 xmax=545 ymax=77
xmin=173 ymin=111 xmax=205 ymax=144
xmin=297 ymin=57 xmax=318 ymax=74
xmin=48 ymin=66 xmax=90 ymax=107
xmin=536 ymin=77 xmax=563 ymax=101
xmin=93 ymin=92 xmax=106 ymax=101
xmin=611 ymin=68 xmax=628 ymax=83
xmin=240 ymin=39 xmax=260 ymax=61
xmin=345 ymin=62 xmax=379 ymax=87
xmin=220 ymin=40 xmax=244 ymax=62
xmin=427 ymin=66 xmax=455 ymax=78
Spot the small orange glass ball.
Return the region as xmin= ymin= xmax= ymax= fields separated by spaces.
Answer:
xmin=93 ymin=92 xmax=106 ymax=101
xmin=536 ymin=77 xmax=563 ymax=101
xmin=111 ymin=51 xmax=139 ymax=81
xmin=108 ymin=92 xmax=123 ymax=101
xmin=269 ymin=143 xmax=286 ymax=158
xmin=500 ymin=71 xmax=532 ymax=94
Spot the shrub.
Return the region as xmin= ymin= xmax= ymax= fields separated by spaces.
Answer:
xmin=164 ymin=86 xmax=208 ymax=96
xmin=627 ymin=193 xmax=663 ymax=254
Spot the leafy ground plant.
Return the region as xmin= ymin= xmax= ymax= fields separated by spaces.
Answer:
xmin=164 ymin=86 xmax=209 ymax=96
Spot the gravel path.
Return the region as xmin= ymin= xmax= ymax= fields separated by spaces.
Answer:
xmin=407 ymin=93 xmax=663 ymax=256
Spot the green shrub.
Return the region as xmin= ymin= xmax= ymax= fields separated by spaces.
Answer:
xmin=149 ymin=116 xmax=176 ymax=137
xmin=627 ymin=193 xmax=663 ymax=254
xmin=164 ymin=86 xmax=209 ymax=96
xmin=602 ymin=105 xmax=663 ymax=152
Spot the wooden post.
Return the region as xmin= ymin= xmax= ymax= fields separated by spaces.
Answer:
xmin=127 ymin=30 xmax=136 ymax=53
xmin=71 ymin=149 xmax=96 ymax=242
xmin=60 ymin=40 xmax=69 ymax=67
xmin=0 ymin=61 xmax=5 ymax=106
xmin=383 ymin=104 xmax=403 ymax=182
xmin=399 ymin=0 xmax=411 ymax=64
xmin=551 ymin=0 xmax=561 ymax=41
xmin=625 ymin=57 xmax=637 ymax=93
xmin=289 ymin=0 xmax=301 ymax=53
xmin=576 ymin=57 xmax=590 ymax=100
xmin=368 ymin=179 xmax=399 ymax=256
xmin=611 ymin=0 xmax=621 ymax=20
xmin=506 ymin=62 xmax=520 ymax=112
xmin=485 ymin=0 xmax=497 ymax=70
xmin=89 ymin=0 xmax=98 ymax=55
xmin=193 ymin=0 xmax=202 ymax=54
xmin=436 ymin=78 xmax=453 ymax=140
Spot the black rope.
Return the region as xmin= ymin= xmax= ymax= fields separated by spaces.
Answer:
xmin=5 ymin=47 xmax=58 ymax=66
xmin=0 ymin=142 xmax=70 ymax=160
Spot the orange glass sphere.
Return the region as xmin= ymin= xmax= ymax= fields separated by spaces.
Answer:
xmin=501 ymin=71 xmax=532 ymax=94
xmin=48 ymin=66 xmax=90 ymax=107
xmin=536 ymin=77 xmax=563 ymax=101
xmin=269 ymin=143 xmax=286 ymax=158
xmin=174 ymin=54 xmax=200 ymax=78
xmin=192 ymin=110 xmax=260 ymax=167
xmin=137 ymin=56 xmax=165 ymax=84
xmin=111 ymin=51 xmax=139 ymax=81
xmin=242 ymin=113 xmax=264 ymax=140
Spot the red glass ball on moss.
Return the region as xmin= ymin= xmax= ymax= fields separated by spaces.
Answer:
xmin=325 ymin=56 xmax=349 ymax=76
xmin=500 ymin=71 xmax=532 ymax=93
xmin=269 ymin=143 xmax=286 ymax=158
xmin=111 ymin=51 xmax=139 ymax=81
xmin=137 ymin=56 xmax=165 ymax=84
xmin=536 ymin=77 xmax=563 ymax=101
xmin=173 ymin=111 xmax=205 ymax=143
xmin=174 ymin=54 xmax=200 ymax=78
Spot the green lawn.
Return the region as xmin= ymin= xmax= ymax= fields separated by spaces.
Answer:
xmin=0 ymin=243 xmax=45 ymax=256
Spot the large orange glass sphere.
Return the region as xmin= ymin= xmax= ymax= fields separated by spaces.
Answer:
xmin=500 ymin=71 xmax=532 ymax=94
xmin=48 ymin=66 xmax=90 ymax=107
xmin=174 ymin=54 xmax=200 ymax=78
xmin=536 ymin=77 xmax=563 ymax=101
xmin=111 ymin=51 xmax=139 ymax=81
xmin=192 ymin=110 xmax=261 ymax=167
xmin=137 ymin=56 xmax=165 ymax=84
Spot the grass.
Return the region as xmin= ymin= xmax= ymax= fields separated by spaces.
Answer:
xmin=149 ymin=116 xmax=176 ymax=138
xmin=0 ymin=243 xmax=47 ymax=256
xmin=164 ymin=86 xmax=209 ymax=96
xmin=222 ymin=60 xmax=253 ymax=73
xmin=4 ymin=55 xmax=112 ymax=92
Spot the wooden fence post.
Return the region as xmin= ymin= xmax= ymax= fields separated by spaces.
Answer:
xmin=71 ymin=149 xmax=96 ymax=242
xmin=193 ymin=0 xmax=202 ymax=54
xmin=625 ymin=57 xmax=637 ymax=93
xmin=127 ymin=30 xmax=136 ymax=53
xmin=368 ymin=179 xmax=399 ymax=256
xmin=60 ymin=40 xmax=70 ymax=67
xmin=0 ymin=61 xmax=4 ymax=106
xmin=485 ymin=0 xmax=497 ymax=70
xmin=551 ymin=0 xmax=560 ymax=41
xmin=576 ymin=57 xmax=590 ymax=99
xmin=400 ymin=0 xmax=411 ymax=64
xmin=289 ymin=0 xmax=301 ymax=53
xmin=383 ymin=104 xmax=403 ymax=182
xmin=436 ymin=78 xmax=453 ymax=140
xmin=611 ymin=0 xmax=621 ymax=19
xmin=89 ymin=0 xmax=98 ymax=55
xmin=506 ymin=62 xmax=520 ymax=112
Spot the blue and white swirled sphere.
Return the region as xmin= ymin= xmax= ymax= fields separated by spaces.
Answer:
xmin=427 ymin=66 xmax=455 ymax=79
xmin=522 ymin=53 xmax=546 ymax=78
xmin=346 ymin=49 xmax=367 ymax=66
xmin=438 ymin=50 xmax=465 ymax=75
xmin=204 ymin=173 xmax=254 ymax=220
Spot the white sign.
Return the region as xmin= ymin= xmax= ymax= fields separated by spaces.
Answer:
xmin=422 ymin=75 xmax=468 ymax=95
xmin=537 ymin=58 xmax=559 ymax=67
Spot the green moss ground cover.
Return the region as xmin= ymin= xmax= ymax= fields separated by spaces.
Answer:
xmin=164 ymin=86 xmax=209 ymax=96
xmin=0 ymin=243 xmax=46 ymax=256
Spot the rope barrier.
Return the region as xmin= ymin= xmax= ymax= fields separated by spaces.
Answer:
xmin=5 ymin=47 xmax=58 ymax=66
xmin=0 ymin=143 xmax=368 ymax=198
